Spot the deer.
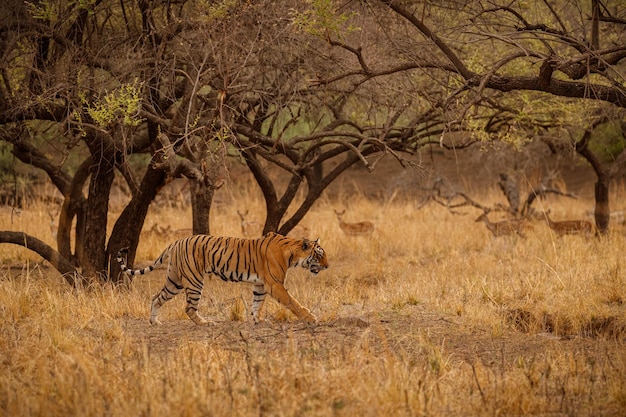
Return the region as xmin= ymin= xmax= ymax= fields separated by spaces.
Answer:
xmin=170 ymin=228 xmax=194 ymax=239
xmin=148 ymin=223 xmax=171 ymax=236
xmin=237 ymin=210 xmax=263 ymax=237
xmin=48 ymin=210 xmax=58 ymax=238
xmin=334 ymin=209 xmax=375 ymax=236
xmin=475 ymin=212 xmax=526 ymax=237
xmin=545 ymin=212 xmax=593 ymax=238
xmin=144 ymin=223 xmax=193 ymax=239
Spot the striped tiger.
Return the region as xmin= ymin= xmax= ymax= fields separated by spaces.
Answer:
xmin=116 ymin=232 xmax=328 ymax=325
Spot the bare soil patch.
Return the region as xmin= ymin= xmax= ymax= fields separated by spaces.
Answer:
xmin=121 ymin=304 xmax=625 ymax=372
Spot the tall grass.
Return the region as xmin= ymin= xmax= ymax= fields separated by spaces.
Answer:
xmin=1 ymin=184 xmax=625 ymax=416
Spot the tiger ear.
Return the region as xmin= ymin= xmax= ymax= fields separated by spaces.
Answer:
xmin=302 ymin=239 xmax=311 ymax=250
xmin=315 ymin=238 xmax=320 ymax=244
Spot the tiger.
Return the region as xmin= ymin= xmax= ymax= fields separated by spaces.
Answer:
xmin=116 ymin=232 xmax=328 ymax=326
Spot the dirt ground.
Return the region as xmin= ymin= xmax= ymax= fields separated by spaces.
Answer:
xmin=121 ymin=302 xmax=621 ymax=372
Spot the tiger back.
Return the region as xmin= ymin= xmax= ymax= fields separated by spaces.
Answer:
xmin=116 ymin=232 xmax=328 ymax=325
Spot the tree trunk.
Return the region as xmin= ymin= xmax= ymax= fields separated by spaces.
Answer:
xmin=190 ymin=180 xmax=212 ymax=235
xmin=594 ymin=176 xmax=610 ymax=234
xmin=80 ymin=154 xmax=115 ymax=278
xmin=576 ymin=123 xmax=612 ymax=235
xmin=107 ymin=163 xmax=166 ymax=282
xmin=242 ymin=150 xmax=280 ymax=234
xmin=263 ymin=174 xmax=302 ymax=235
xmin=58 ymin=158 xmax=91 ymax=265
xmin=243 ymin=146 xmax=368 ymax=236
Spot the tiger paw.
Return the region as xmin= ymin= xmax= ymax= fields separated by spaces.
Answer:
xmin=190 ymin=313 xmax=211 ymax=326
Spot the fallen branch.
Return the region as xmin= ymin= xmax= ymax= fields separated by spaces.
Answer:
xmin=0 ymin=231 xmax=82 ymax=286
xmin=417 ymin=177 xmax=490 ymax=214
xmin=521 ymin=187 xmax=579 ymax=216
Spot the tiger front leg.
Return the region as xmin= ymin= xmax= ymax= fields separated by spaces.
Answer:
xmin=267 ymin=282 xmax=317 ymax=323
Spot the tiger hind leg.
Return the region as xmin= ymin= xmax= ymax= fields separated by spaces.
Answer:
xmin=251 ymin=284 xmax=267 ymax=324
xmin=150 ymin=269 xmax=183 ymax=325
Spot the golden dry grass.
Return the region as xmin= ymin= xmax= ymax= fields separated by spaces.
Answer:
xmin=1 ymin=184 xmax=626 ymax=416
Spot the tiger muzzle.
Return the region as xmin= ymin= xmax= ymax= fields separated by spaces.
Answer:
xmin=310 ymin=264 xmax=327 ymax=275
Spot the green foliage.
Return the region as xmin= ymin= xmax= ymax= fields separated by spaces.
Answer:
xmin=85 ymin=84 xmax=143 ymax=129
xmin=26 ymin=0 xmax=58 ymax=21
xmin=463 ymin=116 xmax=496 ymax=144
xmin=27 ymin=0 xmax=97 ymax=22
xmin=193 ymin=0 xmax=239 ymax=24
xmin=291 ymin=0 xmax=358 ymax=40
xmin=589 ymin=121 xmax=626 ymax=163
xmin=468 ymin=91 xmax=613 ymax=150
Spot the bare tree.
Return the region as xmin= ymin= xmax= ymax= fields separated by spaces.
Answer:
xmin=364 ymin=0 xmax=626 ymax=233
xmin=0 ymin=0 xmax=438 ymax=281
xmin=6 ymin=0 xmax=623 ymax=284
xmin=0 ymin=0 xmax=232 ymax=280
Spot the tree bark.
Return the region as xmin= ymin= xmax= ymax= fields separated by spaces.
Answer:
xmin=78 ymin=129 xmax=118 ymax=278
xmin=242 ymin=149 xmax=280 ymax=234
xmin=576 ymin=125 xmax=611 ymax=235
xmin=58 ymin=158 xmax=91 ymax=264
xmin=0 ymin=231 xmax=82 ymax=286
xmin=80 ymin=154 xmax=115 ymax=278
xmin=107 ymin=162 xmax=166 ymax=282
xmin=380 ymin=0 xmax=626 ymax=108
xmin=190 ymin=180 xmax=212 ymax=235
xmin=594 ymin=177 xmax=610 ymax=234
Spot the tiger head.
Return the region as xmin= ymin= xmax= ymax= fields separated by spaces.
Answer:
xmin=299 ymin=238 xmax=329 ymax=276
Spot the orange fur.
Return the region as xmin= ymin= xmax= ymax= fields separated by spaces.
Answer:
xmin=117 ymin=232 xmax=328 ymax=325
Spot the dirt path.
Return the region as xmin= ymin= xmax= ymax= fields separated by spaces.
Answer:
xmin=121 ymin=304 xmax=619 ymax=370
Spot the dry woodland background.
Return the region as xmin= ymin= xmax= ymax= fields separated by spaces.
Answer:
xmin=2 ymin=0 xmax=626 ymax=415
xmin=1 ymin=161 xmax=626 ymax=417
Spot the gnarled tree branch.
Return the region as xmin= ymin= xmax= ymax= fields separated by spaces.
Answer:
xmin=0 ymin=231 xmax=82 ymax=286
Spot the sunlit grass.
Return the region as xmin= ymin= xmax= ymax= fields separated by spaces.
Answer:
xmin=1 ymin=183 xmax=626 ymax=416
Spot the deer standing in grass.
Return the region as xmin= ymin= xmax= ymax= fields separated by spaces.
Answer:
xmin=545 ymin=212 xmax=593 ymax=238
xmin=334 ymin=209 xmax=375 ymax=236
xmin=475 ymin=212 xmax=526 ymax=237
xmin=144 ymin=223 xmax=194 ymax=239
xmin=237 ymin=210 xmax=263 ymax=237
xmin=48 ymin=210 xmax=58 ymax=238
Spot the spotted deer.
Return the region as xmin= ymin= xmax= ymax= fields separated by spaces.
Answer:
xmin=237 ymin=210 xmax=263 ymax=237
xmin=144 ymin=223 xmax=194 ymax=239
xmin=48 ymin=210 xmax=58 ymax=238
xmin=545 ymin=212 xmax=593 ymax=238
xmin=148 ymin=223 xmax=171 ymax=236
xmin=475 ymin=212 xmax=525 ymax=237
xmin=334 ymin=209 xmax=375 ymax=236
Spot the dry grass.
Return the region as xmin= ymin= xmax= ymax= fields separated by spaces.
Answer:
xmin=1 ymin=185 xmax=626 ymax=416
